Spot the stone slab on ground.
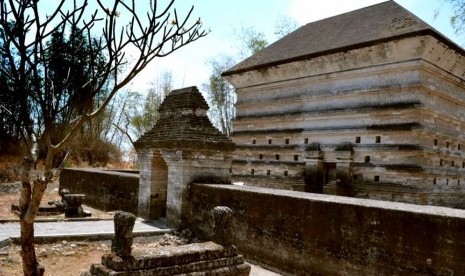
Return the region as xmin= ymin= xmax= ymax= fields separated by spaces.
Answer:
xmin=103 ymin=242 xmax=239 ymax=271
xmin=0 ymin=237 xmax=10 ymax=249
xmin=0 ymin=219 xmax=171 ymax=243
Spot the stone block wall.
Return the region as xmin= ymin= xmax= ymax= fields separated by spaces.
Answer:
xmin=163 ymin=150 xmax=232 ymax=228
xmin=187 ymin=183 xmax=465 ymax=275
xmin=59 ymin=168 xmax=139 ymax=215
xmin=226 ymin=33 xmax=465 ymax=208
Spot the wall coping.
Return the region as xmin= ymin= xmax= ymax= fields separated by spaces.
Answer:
xmin=62 ymin=168 xmax=139 ymax=178
xmin=192 ymin=183 xmax=465 ymax=219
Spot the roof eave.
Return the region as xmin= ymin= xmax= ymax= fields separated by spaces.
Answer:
xmin=222 ymin=30 xmax=465 ymax=77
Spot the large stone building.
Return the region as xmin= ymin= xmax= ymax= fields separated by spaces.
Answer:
xmin=223 ymin=1 xmax=465 ymax=207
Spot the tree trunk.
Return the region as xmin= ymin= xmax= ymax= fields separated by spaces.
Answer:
xmin=20 ymin=219 xmax=44 ymax=276
xmin=19 ymin=156 xmax=45 ymax=276
xmin=19 ymin=140 xmax=52 ymax=276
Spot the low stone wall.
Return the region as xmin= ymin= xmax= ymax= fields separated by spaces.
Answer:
xmin=59 ymin=168 xmax=139 ymax=215
xmin=188 ymin=184 xmax=465 ymax=275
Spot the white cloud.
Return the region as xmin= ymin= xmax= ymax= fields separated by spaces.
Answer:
xmin=122 ymin=50 xmax=210 ymax=93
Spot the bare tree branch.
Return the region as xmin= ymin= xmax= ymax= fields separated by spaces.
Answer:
xmin=0 ymin=1 xmax=206 ymax=274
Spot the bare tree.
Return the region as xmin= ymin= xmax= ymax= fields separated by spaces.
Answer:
xmin=446 ymin=0 xmax=465 ymax=36
xmin=113 ymin=70 xmax=173 ymax=151
xmin=274 ymin=15 xmax=299 ymax=38
xmin=203 ymin=19 xmax=299 ymax=139
xmin=203 ymin=55 xmax=236 ymax=137
xmin=236 ymin=26 xmax=268 ymax=58
xmin=0 ymin=0 xmax=206 ymax=275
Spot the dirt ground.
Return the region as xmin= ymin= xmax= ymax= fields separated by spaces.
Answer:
xmin=0 ymin=180 xmax=116 ymax=276
xmin=0 ymin=180 xmax=112 ymax=221
xmin=0 ymin=182 xmax=280 ymax=275
xmin=0 ymin=239 xmax=112 ymax=275
xmin=0 ymin=238 xmax=279 ymax=276
xmin=0 ymin=234 xmax=190 ymax=275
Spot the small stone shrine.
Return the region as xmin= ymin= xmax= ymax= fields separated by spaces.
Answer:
xmin=134 ymin=86 xmax=235 ymax=227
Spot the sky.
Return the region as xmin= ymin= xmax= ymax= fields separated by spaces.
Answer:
xmin=123 ymin=0 xmax=463 ymax=93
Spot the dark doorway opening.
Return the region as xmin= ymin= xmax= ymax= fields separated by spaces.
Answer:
xmin=324 ymin=162 xmax=337 ymax=185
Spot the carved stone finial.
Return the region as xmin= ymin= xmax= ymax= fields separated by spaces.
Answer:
xmin=112 ymin=211 xmax=137 ymax=257
xmin=212 ymin=206 xmax=234 ymax=245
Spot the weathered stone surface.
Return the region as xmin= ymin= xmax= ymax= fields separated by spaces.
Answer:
xmin=188 ymin=183 xmax=465 ymax=275
xmin=223 ymin=1 xmax=465 ymax=208
xmin=89 ymin=261 xmax=250 ymax=276
xmin=63 ymin=194 xmax=86 ymax=218
xmin=223 ymin=2 xmax=435 ymax=76
xmin=212 ymin=206 xmax=234 ymax=245
xmin=111 ymin=212 xmax=137 ymax=257
xmin=84 ymin=241 xmax=250 ymax=276
xmin=133 ymin=86 xmax=235 ymax=227
xmin=134 ymin=86 xmax=234 ymax=152
xmin=59 ymin=168 xmax=139 ymax=215
xmin=103 ymin=242 xmax=238 ymax=271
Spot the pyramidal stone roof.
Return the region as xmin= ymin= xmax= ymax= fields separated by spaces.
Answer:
xmin=134 ymin=86 xmax=234 ymax=151
xmin=223 ymin=1 xmax=463 ymax=76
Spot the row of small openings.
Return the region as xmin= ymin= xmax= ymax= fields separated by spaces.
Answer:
xmin=439 ymin=159 xmax=465 ymax=168
xmin=433 ymin=139 xmax=461 ymax=150
xmin=259 ymin=154 xmax=299 ymax=161
xmin=251 ymin=169 xmax=288 ymax=176
xmin=252 ymin=138 xmax=310 ymax=145
xmin=433 ymin=178 xmax=461 ymax=186
xmin=355 ymin=136 xmax=381 ymax=144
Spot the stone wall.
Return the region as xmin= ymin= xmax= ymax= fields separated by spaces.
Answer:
xmin=187 ymin=183 xmax=465 ymax=275
xmin=59 ymin=168 xmax=139 ymax=215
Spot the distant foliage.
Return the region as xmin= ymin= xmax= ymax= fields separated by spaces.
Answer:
xmin=274 ymin=15 xmax=300 ymax=38
xmin=203 ymin=18 xmax=300 ymax=137
xmin=111 ymin=71 xmax=174 ymax=149
xmin=237 ymin=26 xmax=268 ymax=57
xmin=203 ymin=56 xmax=236 ymax=137
xmin=447 ymin=0 xmax=465 ymax=35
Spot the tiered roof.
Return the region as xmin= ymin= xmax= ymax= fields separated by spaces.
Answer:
xmin=134 ymin=86 xmax=234 ymax=151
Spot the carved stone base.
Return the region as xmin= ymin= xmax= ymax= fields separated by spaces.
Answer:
xmin=82 ymin=241 xmax=250 ymax=276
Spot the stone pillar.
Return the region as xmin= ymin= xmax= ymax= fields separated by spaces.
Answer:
xmin=336 ymin=160 xmax=352 ymax=186
xmin=332 ymin=143 xmax=354 ymax=196
xmin=304 ymin=143 xmax=325 ymax=193
xmin=112 ymin=211 xmax=136 ymax=258
xmin=212 ymin=206 xmax=234 ymax=245
xmin=137 ymin=148 xmax=153 ymax=219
